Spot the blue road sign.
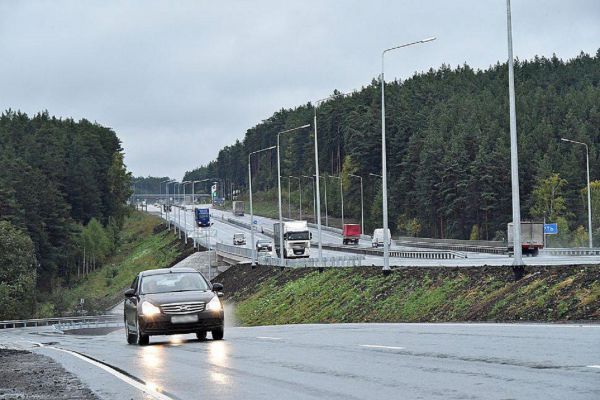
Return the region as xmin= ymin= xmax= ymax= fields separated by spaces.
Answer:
xmin=253 ymin=219 xmax=258 ymax=225
xmin=544 ymin=223 xmax=558 ymax=234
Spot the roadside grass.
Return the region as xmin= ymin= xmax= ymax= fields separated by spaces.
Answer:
xmin=37 ymin=211 xmax=190 ymax=316
xmin=223 ymin=265 xmax=600 ymax=325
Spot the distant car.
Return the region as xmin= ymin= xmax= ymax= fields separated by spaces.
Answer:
xmin=256 ymin=239 xmax=273 ymax=254
xmin=233 ymin=232 xmax=246 ymax=245
xmin=372 ymin=228 xmax=392 ymax=248
xmin=123 ymin=267 xmax=224 ymax=345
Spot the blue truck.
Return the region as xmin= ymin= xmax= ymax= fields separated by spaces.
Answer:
xmin=194 ymin=207 xmax=211 ymax=227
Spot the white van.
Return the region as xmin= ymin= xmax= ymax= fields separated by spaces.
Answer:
xmin=372 ymin=228 xmax=392 ymax=248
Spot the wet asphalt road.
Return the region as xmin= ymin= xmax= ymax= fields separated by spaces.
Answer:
xmin=2 ymin=323 xmax=599 ymax=399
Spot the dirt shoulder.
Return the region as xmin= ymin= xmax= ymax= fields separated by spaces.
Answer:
xmin=215 ymin=264 xmax=600 ymax=325
xmin=0 ymin=349 xmax=100 ymax=400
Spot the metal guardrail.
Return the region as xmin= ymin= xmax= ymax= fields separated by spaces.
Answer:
xmin=54 ymin=315 xmax=123 ymax=333
xmin=258 ymin=254 xmax=364 ymax=268
xmin=393 ymin=237 xmax=506 ymax=254
xmin=0 ymin=315 xmax=121 ymax=330
xmin=540 ymin=247 xmax=600 ymax=256
xmin=319 ymin=243 xmax=467 ymax=259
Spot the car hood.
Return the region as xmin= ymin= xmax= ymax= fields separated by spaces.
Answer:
xmin=141 ymin=290 xmax=215 ymax=305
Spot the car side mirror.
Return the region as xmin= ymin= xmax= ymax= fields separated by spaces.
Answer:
xmin=124 ymin=288 xmax=135 ymax=297
xmin=212 ymin=283 xmax=223 ymax=292
xmin=310 ymin=232 xmax=313 ymax=239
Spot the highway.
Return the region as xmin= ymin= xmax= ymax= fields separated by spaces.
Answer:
xmin=153 ymin=204 xmax=600 ymax=267
xmin=2 ymin=323 xmax=599 ymax=399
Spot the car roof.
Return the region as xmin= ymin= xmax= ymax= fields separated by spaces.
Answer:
xmin=141 ymin=267 xmax=199 ymax=277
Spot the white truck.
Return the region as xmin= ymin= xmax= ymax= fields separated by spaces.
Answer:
xmin=273 ymin=221 xmax=311 ymax=258
xmin=372 ymin=228 xmax=392 ymax=248
xmin=507 ymin=221 xmax=544 ymax=257
xmin=233 ymin=201 xmax=245 ymax=216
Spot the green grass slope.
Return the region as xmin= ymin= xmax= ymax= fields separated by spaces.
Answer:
xmin=217 ymin=265 xmax=600 ymax=325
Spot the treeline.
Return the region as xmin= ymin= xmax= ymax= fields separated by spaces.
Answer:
xmin=185 ymin=50 xmax=600 ymax=241
xmin=132 ymin=176 xmax=171 ymax=195
xmin=0 ymin=111 xmax=131 ymax=318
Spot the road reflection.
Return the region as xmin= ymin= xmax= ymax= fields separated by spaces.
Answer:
xmin=208 ymin=340 xmax=229 ymax=384
xmin=141 ymin=344 xmax=163 ymax=372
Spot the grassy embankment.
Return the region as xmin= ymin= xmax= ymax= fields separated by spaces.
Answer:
xmin=217 ymin=265 xmax=600 ymax=325
xmin=39 ymin=211 xmax=192 ymax=316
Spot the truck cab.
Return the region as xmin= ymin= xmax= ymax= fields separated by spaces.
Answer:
xmin=274 ymin=221 xmax=311 ymax=258
xmin=194 ymin=207 xmax=211 ymax=227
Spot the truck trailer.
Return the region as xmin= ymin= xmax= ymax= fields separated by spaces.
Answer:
xmin=342 ymin=224 xmax=361 ymax=245
xmin=507 ymin=221 xmax=544 ymax=257
xmin=233 ymin=201 xmax=245 ymax=216
xmin=273 ymin=220 xmax=311 ymax=258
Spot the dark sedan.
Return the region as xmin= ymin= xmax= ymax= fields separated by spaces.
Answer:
xmin=124 ymin=267 xmax=224 ymax=345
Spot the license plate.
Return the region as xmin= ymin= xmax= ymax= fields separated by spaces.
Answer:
xmin=171 ymin=314 xmax=198 ymax=324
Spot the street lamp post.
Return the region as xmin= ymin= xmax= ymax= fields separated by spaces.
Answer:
xmin=289 ymin=176 xmax=301 ymax=219
xmin=174 ymin=182 xmax=181 ymax=237
xmin=329 ymin=175 xmax=345 ymax=227
xmin=182 ymin=181 xmax=191 ymax=243
xmin=249 ymin=145 xmax=277 ymax=265
xmin=380 ymin=36 xmax=436 ymax=273
xmin=166 ymin=180 xmax=176 ymax=230
xmin=313 ymin=93 xmax=351 ymax=265
xmin=287 ymin=177 xmax=291 ymax=218
xmin=160 ymin=179 xmax=170 ymax=219
xmin=302 ymin=176 xmax=316 ymax=222
xmin=349 ymin=174 xmax=364 ymax=234
xmin=561 ymin=138 xmax=593 ymax=248
xmin=314 ymin=175 xmax=328 ymax=227
xmin=277 ymin=124 xmax=311 ymax=265
xmin=505 ymin=0 xmax=524 ymax=267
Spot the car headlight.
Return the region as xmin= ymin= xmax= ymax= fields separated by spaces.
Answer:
xmin=206 ymin=296 xmax=222 ymax=311
xmin=141 ymin=301 xmax=161 ymax=316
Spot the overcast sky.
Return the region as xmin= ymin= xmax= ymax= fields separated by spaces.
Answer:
xmin=1 ymin=1 xmax=598 ymax=179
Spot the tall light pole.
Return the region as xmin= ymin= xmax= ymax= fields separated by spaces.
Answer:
xmin=561 ymin=138 xmax=593 ymax=248
xmin=302 ymin=176 xmax=316 ymax=222
xmin=160 ymin=179 xmax=170 ymax=219
xmin=349 ymin=173 xmax=364 ymax=234
xmin=191 ymin=180 xmax=202 ymax=205
xmin=249 ymin=145 xmax=277 ymax=265
xmin=314 ymin=175 xmax=328 ymax=227
xmin=289 ymin=176 xmax=301 ymax=219
xmin=286 ymin=177 xmax=291 ymax=218
xmin=381 ymin=36 xmax=436 ymax=273
xmin=277 ymin=124 xmax=311 ymax=265
xmin=313 ymin=92 xmax=354 ymax=265
xmin=166 ymin=180 xmax=176 ymax=230
xmin=174 ymin=182 xmax=181 ymax=237
xmin=505 ymin=0 xmax=523 ymax=266
xmin=182 ymin=181 xmax=191 ymax=243
xmin=329 ymin=175 xmax=345 ymax=227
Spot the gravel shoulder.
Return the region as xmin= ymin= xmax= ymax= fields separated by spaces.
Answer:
xmin=0 ymin=349 xmax=100 ymax=400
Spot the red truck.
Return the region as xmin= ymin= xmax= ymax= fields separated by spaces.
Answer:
xmin=342 ymin=224 xmax=361 ymax=245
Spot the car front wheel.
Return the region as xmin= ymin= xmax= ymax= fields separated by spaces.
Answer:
xmin=196 ymin=331 xmax=207 ymax=341
xmin=125 ymin=320 xmax=136 ymax=345
xmin=136 ymin=318 xmax=149 ymax=345
xmin=212 ymin=327 xmax=224 ymax=340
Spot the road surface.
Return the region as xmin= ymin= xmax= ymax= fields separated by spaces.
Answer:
xmin=2 ymin=323 xmax=598 ymax=399
xmin=152 ymin=204 xmax=600 ymax=267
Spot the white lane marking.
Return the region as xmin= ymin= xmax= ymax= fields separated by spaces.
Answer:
xmin=587 ymin=365 xmax=600 ymax=369
xmin=359 ymin=344 xmax=404 ymax=350
xmin=40 ymin=346 xmax=174 ymax=400
xmin=256 ymin=336 xmax=282 ymax=340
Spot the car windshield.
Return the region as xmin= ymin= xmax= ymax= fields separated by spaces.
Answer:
xmin=141 ymin=272 xmax=209 ymax=294
xmin=286 ymin=231 xmax=310 ymax=241
xmin=197 ymin=209 xmax=209 ymax=215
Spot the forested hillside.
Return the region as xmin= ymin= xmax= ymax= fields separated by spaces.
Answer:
xmin=185 ymin=51 xmax=600 ymax=241
xmin=0 ymin=111 xmax=131 ymax=318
